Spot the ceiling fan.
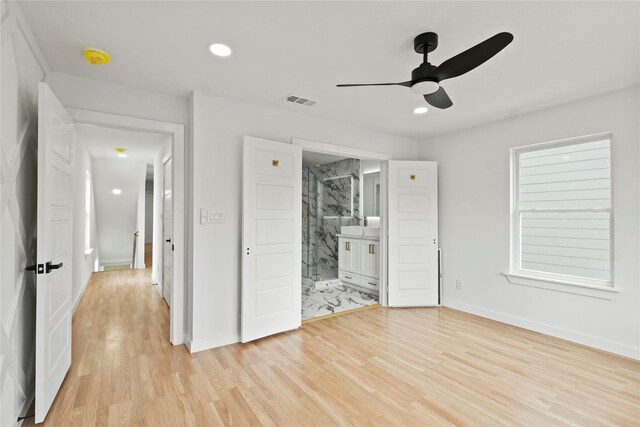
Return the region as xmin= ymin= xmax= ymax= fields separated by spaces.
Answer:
xmin=336 ymin=32 xmax=514 ymax=109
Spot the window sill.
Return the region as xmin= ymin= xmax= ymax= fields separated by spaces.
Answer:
xmin=503 ymin=272 xmax=618 ymax=300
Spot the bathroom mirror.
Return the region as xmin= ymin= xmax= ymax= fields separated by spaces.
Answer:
xmin=363 ymin=172 xmax=380 ymax=217
xmin=320 ymin=175 xmax=353 ymax=217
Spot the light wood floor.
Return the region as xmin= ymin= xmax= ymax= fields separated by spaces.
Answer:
xmin=27 ymin=269 xmax=639 ymax=426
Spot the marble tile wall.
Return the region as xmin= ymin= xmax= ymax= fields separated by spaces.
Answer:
xmin=302 ymin=158 xmax=360 ymax=279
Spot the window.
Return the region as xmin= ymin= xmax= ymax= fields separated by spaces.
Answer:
xmin=510 ymin=134 xmax=612 ymax=288
xmin=85 ymin=170 xmax=92 ymax=254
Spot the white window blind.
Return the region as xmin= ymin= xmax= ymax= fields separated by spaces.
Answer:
xmin=513 ymin=135 xmax=612 ymax=285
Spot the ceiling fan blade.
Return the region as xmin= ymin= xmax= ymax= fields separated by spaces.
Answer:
xmin=431 ymin=32 xmax=514 ymax=82
xmin=336 ymin=81 xmax=412 ymax=87
xmin=424 ymin=87 xmax=453 ymax=109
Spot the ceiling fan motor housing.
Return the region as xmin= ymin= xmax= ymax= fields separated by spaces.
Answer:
xmin=414 ymin=32 xmax=438 ymax=54
xmin=412 ymin=63 xmax=438 ymax=82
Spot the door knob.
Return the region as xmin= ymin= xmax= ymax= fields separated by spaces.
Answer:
xmin=25 ymin=263 xmax=45 ymax=274
xmin=46 ymin=261 xmax=63 ymax=273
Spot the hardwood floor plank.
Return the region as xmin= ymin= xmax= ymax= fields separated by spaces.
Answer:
xmin=25 ymin=268 xmax=640 ymax=426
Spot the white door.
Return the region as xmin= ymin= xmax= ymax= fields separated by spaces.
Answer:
xmin=241 ymin=136 xmax=301 ymax=343
xmin=35 ymin=82 xmax=74 ymax=423
xmin=162 ymin=157 xmax=172 ymax=307
xmin=387 ymin=161 xmax=439 ymax=306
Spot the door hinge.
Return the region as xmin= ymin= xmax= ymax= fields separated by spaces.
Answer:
xmin=25 ymin=264 xmax=45 ymax=274
xmin=172 ymin=244 xmax=174 ymax=251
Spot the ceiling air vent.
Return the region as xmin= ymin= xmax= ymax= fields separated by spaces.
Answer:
xmin=284 ymin=95 xmax=317 ymax=107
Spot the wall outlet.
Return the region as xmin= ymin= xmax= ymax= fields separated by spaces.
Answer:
xmin=456 ymin=279 xmax=463 ymax=290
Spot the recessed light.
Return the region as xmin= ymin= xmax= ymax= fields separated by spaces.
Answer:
xmin=117 ymin=153 xmax=127 ymax=158
xmin=413 ymin=106 xmax=429 ymax=115
xmin=208 ymin=43 xmax=232 ymax=57
xmin=112 ymin=189 xmax=122 ymax=195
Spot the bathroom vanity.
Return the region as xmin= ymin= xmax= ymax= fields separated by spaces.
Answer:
xmin=338 ymin=226 xmax=380 ymax=294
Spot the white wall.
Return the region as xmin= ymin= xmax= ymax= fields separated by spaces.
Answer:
xmin=145 ymin=191 xmax=153 ymax=243
xmin=92 ymin=159 xmax=147 ymax=265
xmin=45 ymin=71 xmax=188 ymax=125
xmin=419 ymin=86 xmax=640 ymax=358
xmin=189 ymin=90 xmax=420 ymax=351
xmin=0 ymin=2 xmax=50 ymax=425
xmin=71 ymin=139 xmax=98 ymax=311
xmin=135 ymin=169 xmax=146 ymax=269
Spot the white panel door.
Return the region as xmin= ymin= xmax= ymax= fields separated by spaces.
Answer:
xmin=387 ymin=161 xmax=438 ymax=307
xmin=162 ymin=157 xmax=173 ymax=307
xmin=35 ymin=82 xmax=74 ymax=423
xmin=242 ymin=136 xmax=301 ymax=343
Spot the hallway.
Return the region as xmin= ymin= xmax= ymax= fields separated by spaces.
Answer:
xmin=26 ymin=269 xmax=639 ymax=426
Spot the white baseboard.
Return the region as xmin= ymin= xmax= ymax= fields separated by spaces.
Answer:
xmin=185 ymin=332 xmax=240 ymax=353
xmin=101 ymin=258 xmax=131 ymax=265
xmin=444 ymin=299 xmax=640 ymax=360
xmin=73 ymin=271 xmax=93 ymax=314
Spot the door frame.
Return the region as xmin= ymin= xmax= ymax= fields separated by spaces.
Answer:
xmin=161 ymin=155 xmax=173 ymax=306
xmin=68 ymin=108 xmax=186 ymax=345
xmin=292 ymin=138 xmax=392 ymax=306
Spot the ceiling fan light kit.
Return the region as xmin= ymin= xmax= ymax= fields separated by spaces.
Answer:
xmin=337 ymin=31 xmax=514 ymax=110
xmin=410 ymin=80 xmax=439 ymax=95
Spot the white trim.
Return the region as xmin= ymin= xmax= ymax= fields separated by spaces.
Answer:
xmin=443 ymin=299 xmax=639 ymax=360
xmin=73 ymin=271 xmax=93 ymax=314
xmin=379 ymin=162 xmax=389 ymax=307
xmin=294 ymin=137 xmax=390 ymax=306
xmin=186 ymin=333 xmax=240 ymax=353
xmin=67 ymin=108 xmax=186 ymax=346
xmin=503 ymin=273 xmax=618 ymax=300
xmin=292 ymin=137 xmax=392 ymax=161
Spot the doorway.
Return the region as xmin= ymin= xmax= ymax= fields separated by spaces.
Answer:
xmin=301 ymin=152 xmax=382 ymax=321
xmin=241 ymin=136 xmax=440 ymax=344
xmin=69 ymin=108 xmax=185 ymax=346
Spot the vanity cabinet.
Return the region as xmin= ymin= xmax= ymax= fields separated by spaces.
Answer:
xmin=338 ymin=235 xmax=379 ymax=293
xmin=338 ymin=236 xmax=360 ymax=273
xmin=360 ymin=239 xmax=380 ymax=278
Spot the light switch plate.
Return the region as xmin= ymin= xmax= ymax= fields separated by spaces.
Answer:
xmin=203 ymin=209 xmax=225 ymax=224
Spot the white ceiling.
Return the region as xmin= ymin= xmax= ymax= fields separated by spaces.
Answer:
xmin=76 ymin=124 xmax=169 ymax=163
xmin=21 ymin=1 xmax=640 ymax=140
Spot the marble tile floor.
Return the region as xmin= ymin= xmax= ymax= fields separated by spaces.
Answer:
xmin=302 ymin=281 xmax=378 ymax=321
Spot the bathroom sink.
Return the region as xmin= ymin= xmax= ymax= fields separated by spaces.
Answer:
xmin=340 ymin=226 xmax=380 ymax=237
xmin=340 ymin=226 xmax=363 ymax=236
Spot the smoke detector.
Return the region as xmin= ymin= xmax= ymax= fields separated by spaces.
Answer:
xmin=84 ymin=48 xmax=110 ymax=65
